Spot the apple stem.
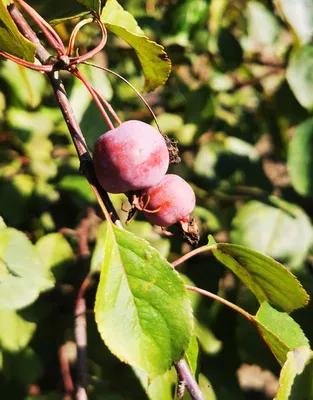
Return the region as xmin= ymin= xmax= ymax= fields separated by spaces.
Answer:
xmin=82 ymin=61 xmax=162 ymax=132
xmin=73 ymin=67 xmax=115 ymax=130
xmin=88 ymin=84 xmax=122 ymax=125
xmin=186 ymin=285 xmax=253 ymax=322
xmin=67 ymin=18 xmax=94 ymax=57
xmin=14 ymin=0 xmax=65 ymax=56
xmin=70 ymin=19 xmax=108 ymax=65
xmin=0 ymin=51 xmax=53 ymax=71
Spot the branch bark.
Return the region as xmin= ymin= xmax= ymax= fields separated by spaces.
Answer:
xmin=8 ymin=5 xmax=205 ymax=400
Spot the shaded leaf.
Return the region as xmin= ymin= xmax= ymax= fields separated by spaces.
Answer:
xmin=75 ymin=0 xmax=100 ymax=15
xmin=288 ymin=117 xmax=313 ymax=197
xmin=253 ymin=302 xmax=309 ymax=366
xmin=0 ymin=174 xmax=35 ymax=227
xmin=0 ymin=227 xmax=55 ymax=310
xmin=275 ymin=346 xmax=313 ymax=399
xmin=210 ymin=240 xmax=309 ymax=312
xmin=95 ymin=223 xmax=193 ymax=377
xmin=287 ymin=45 xmax=313 ymax=109
xmin=3 ymin=347 xmax=43 ymax=384
xmin=101 ymin=0 xmax=171 ymax=91
xmin=276 ymin=0 xmax=313 ymax=45
xmin=0 ymin=1 xmax=35 ymax=61
xmin=231 ymin=199 xmax=313 ymax=269
xmin=27 ymin=0 xmax=87 ymax=24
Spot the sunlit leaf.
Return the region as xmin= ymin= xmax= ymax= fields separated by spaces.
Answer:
xmin=247 ymin=1 xmax=280 ymax=46
xmin=35 ymin=233 xmax=75 ymax=282
xmin=101 ymin=0 xmax=171 ymax=91
xmin=0 ymin=309 xmax=36 ymax=352
xmin=287 ymin=45 xmax=313 ymax=109
xmin=0 ymin=1 xmax=35 ymax=60
xmin=276 ymin=346 xmax=313 ymax=399
xmin=252 ymin=302 xmax=309 ymax=366
xmin=276 ymin=0 xmax=313 ymax=45
xmin=231 ymin=199 xmax=313 ymax=269
xmin=0 ymin=227 xmax=55 ymax=310
xmin=95 ymin=222 xmax=193 ymax=377
xmin=210 ymin=240 xmax=309 ymax=312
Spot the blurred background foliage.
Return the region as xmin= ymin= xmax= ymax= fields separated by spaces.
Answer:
xmin=1 ymin=0 xmax=313 ymax=399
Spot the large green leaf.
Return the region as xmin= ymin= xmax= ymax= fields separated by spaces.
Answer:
xmin=0 ymin=309 xmax=36 ymax=352
xmin=231 ymin=199 xmax=313 ymax=269
xmin=287 ymin=45 xmax=313 ymax=109
xmin=288 ymin=117 xmax=313 ymax=197
xmin=276 ymin=346 xmax=313 ymax=399
xmin=210 ymin=239 xmax=309 ymax=312
xmin=94 ymin=222 xmax=193 ymax=377
xmin=101 ymin=0 xmax=171 ymax=91
xmin=276 ymin=0 xmax=313 ymax=45
xmin=0 ymin=227 xmax=55 ymax=310
xmin=252 ymin=302 xmax=309 ymax=366
xmin=0 ymin=1 xmax=35 ymax=61
xmin=91 ymin=221 xmax=170 ymax=273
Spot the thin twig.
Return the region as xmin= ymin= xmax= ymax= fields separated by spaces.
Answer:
xmin=227 ymin=68 xmax=285 ymax=93
xmin=59 ymin=344 xmax=75 ymax=395
xmin=172 ymin=245 xmax=214 ymax=269
xmin=175 ymin=360 xmax=205 ymax=400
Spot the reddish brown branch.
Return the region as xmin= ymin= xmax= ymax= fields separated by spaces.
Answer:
xmin=8 ymin=4 xmax=204 ymax=400
xmin=59 ymin=344 xmax=75 ymax=395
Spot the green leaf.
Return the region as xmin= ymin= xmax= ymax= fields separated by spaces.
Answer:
xmin=288 ymin=117 xmax=313 ymax=197
xmin=0 ymin=61 xmax=46 ymax=109
xmin=91 ymin=221 xmax=170 ymax=273
xmin=35 ymin=233 xmax=75 ymax=282
xmin=101 ymin=0 xmax=171 ymax=91
xmin=133 ymin=365 xmax=176 ymax=400
xmin=0 ymin=1 xmax=36 ymax=61
xmin=231 ymin=199 xmax=313 ymax=269
xmin=0 ymin=174 xmax=35 ymax=227
xmin=252 ymin=302 xmax=309 ymax=366
xmin=286 ymin=45 xmax=313 ymax=109
xmin=0 ymin=227 xmax=55 ymax=310
xmin=276 ymin=0 xmax=313 ymax=45
xmin=27 ymin=0 xmax=87 ymax=24
xmin=184 ymin=335 xmax=199 ymax=376
xmin=247 ymin=1 xmax=280 ymax=46
xmin=94 ymin=223 xmax=193 ymax=377
xmin=75 ymin=0 xmax=100 ymax=15
xmin=0 ymin=309 xmax=36 ymax=352
xmin=58 ymin=175 xmax=95 ymax=206
xmin=276 ymin=346 xmax=313 ymax=399
xmin=3 ymin=347 xmax=43 ymax=384
xmin=211 ymin=242 xmax=309 ymax=312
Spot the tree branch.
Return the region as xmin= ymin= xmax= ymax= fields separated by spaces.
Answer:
xmin=8 ymin=5 xmax=205 ymax=400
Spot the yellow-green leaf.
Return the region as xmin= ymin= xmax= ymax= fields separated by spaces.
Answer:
xmin=101 ymin=0 xmax=171 ymax=91
xmin=0 ymin=1 xmax=36 ymax=61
